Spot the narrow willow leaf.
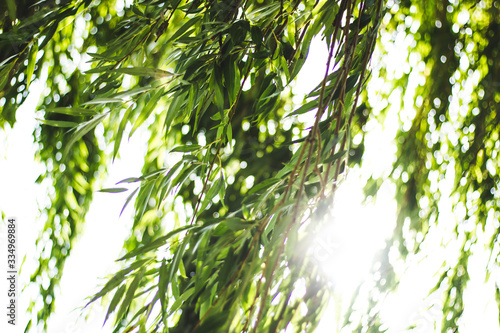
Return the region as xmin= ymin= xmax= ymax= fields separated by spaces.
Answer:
xmin=199 ymin=177 xmax=223 ymax=215
xmin=193 ymin=312 xmax=231 ymax=333
xmin=211 ymin=112 xmax=222 ymax=121
xmin=223 ymin=60 xmax=236 ymax=103
xmin=38 ymin=119 xmax=78 ymax=128
xmin=0 ymin=62 xmax=15 ymax=91
xmin=170 ymin=164 xmax=201 ymax=195
xmin=113 ymin=106 xmax=133 ymax=160
xmin=247 ymin=178 xmax=280 ymax=195
xmin=120 ymin=188 xmax=139 ymax=216
xmin=0 ymin=54 xmax=17 ymax=69
xmin=165 ymin=91 xmax=187 ymax=132
xmin=112 ymin=86 xmax=154 ymax=100
xmin=226 ymin=123 xmax=232 ymax=145
xmin=116 ymin=177 xmax=143 ymax=184
xmin=116 ymin=266 xmax=146 ymax=323
xmin=87 ymin=52 xmax=121 ymax=61
xmin=250 ymin=25 xmax=264 ymax=45
xmin=118 ymin=225 xmax=195 ymax=261
xmin=141 ymin=168 xmax=167 ymax=180
xmin=166 ymin=16 xmax=201 ymax=45
xmin=64 ymin=112 xmax=108 ymax=157
xmin=219 ymin=250 xmax=236 ymax=288
xmin=285 ymin=223 xmax=299 ymax=258
xmin=38 ymin=22 xmax=58 ymax=50
xmin=168 ymin=238 xmax=189 ymax=294
xmin=158 ymin=161 xmax=183 ymax=206
xmin=280 ymin=56 xmax=290 ymax=83
xmin=130 ymin=88 xmax=164 ymax=136
xmin=134 ymin=181 xmax=155 ymax=225
xmin=26 ymin=42 xmax=38 ymax=89
xmin=86 ymin=259 xmax=150 ymax=306
xmin=99 ymin=187 xmax=129 ymax=193
xmin=158 ymin=259 xmax=168 ymax=314
xmin=323 ymin=150 xmax=346 ymax=164
xmin=44 ymin=107 xmax=97 ymax=116
xmin=5 ymin=0 xmax=16 ymax=20
xmin=170 ymin=144 xmax=201 ymax=153
xmin=104 ymin=284 xmax=126 ymax=324
xmin=84 ymin=64 xmax=115 ymax=74
xmin=81 ymin=97 xmax=122 ymax=105
xmin=248 ymin=2 xmax=280 ymax=21
xmin=218 ymin=173 xmax=226 ymax=207
xmin=223 ymin=217 xmax=253 ymax=231
xmin=168 ymin=287 xmax=196 ymax=315
xmin=178 ymin=258 xmax=187 ymax=279
xmin=112 ymin=67 xmax=174 ymax=78
xmin=213 ymin=74 xmax=224 ymax=112
xmin=287 ymin=98 xmax=319 ymax=117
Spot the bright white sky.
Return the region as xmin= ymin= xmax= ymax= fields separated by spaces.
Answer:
xmin=0 ymin=23 xmax=499 ymax=333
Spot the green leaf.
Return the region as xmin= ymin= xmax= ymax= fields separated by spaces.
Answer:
xmin=158 ymin=161 xmax=183 ymax=205
xmin=170 ymin=144 xmax=201 ymax=153
xmin=38 ymin=119 xmax=78 ymax=128
xmin=44 ymin=107 xmax=97 ymax=116
xmin=112 ymin=67 xmax=174 ymax=78
xmin=223 ymin=60 xmax=236 ymax=103
xmin=170 ymin=164 xmax=201 ymax=195
xmin=288 ymin=98 xmax=319 ymax=117
xmin=158 ymin=259 xmax=168 ymax=314
xmin=87 ymin=52 xmax=121 ymax=62
xmin=134 ymin=181 xmax=155 ymax=225
xmin=165 ymin=91 xmax=187 ymax=132
xmin=212 ymin=72 xmax=224 ymax=113
xmin=6 ymin=0 xmax=16 ymax=21
xmin=229 ymin=20 xmax=250 ymax=46
xmin=112 ymin=86 xmax=155 ymax=100
xmin=168 ymin=287 xmax=196 ymax=314
xmin=166 ymin=16 xmax=201 ymax=45
xmin=223 ymin=217 xmax=253 ymax=231
xmin=99 ymin=187 xmax=129 ymax=193
xmin=104 ymin=284 xmax=126 ymax=324
xmin=193 ymin=312 xmax=231 ymax=333
xmin=26 ymin=43 xmax=38 ymax=89
xmin=178 ymin=258 xmax=187 ymax=279
xmin=168 ymin=238 xmax=189 ymax=295
xmin=38 ymin=22 xmax=58 ymax=50
xmin=226 ymin=123 xmax=232 ymax=145
xmin=323 ymin=150 xmax=346 ymax=164
xmin=116 ymin=266 xmax=146 ymax=323
xmin=0 ymin=62 xmax=14 ymax=91
xmin=113 ymin=106 xmax=134 ymax=160
xmin=247 ymin=178 xmax=281 ymax=195
xmin=84 ymin=64 xmax=115 ymax=74
xmin=250 ymin=25 xmax=264 ymax=46
xmin=130 ymin=88 xmax=164 ymax=135
xmin=64 ymin=112 xmax=108 ymax=157
xmin=86 ymin=259 xmax=150 ymax=306
xmin=118 ymin=225 xmax=195 ymax=261
xmin=120 ymin=188 xmax=139 ymax=216
xmin=81 ymin=97 xmax=123 ymax=105
xmin=248 ymin=2 xmax=280 ymax=21
xmin=280 ymin=56 xmax=290 ymax=83
xmin=218 ymin=250 xmax=236 ymax=288
xmin=116 ymin=177 xmax=143 ymax=184
xmin=199 ymin=177 xmax=223 ymax=214
xmin=252 ymin=50 xmax=272 ymax=59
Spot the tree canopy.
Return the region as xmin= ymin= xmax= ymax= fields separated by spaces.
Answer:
xmin=0 ymin=0 xmax=499 ymax=332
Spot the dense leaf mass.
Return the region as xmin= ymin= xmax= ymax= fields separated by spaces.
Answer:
xmin=374 ymin=1 xmax=500 ymax=332
xmin=1 ymin=0 xmax=499 ymax=332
